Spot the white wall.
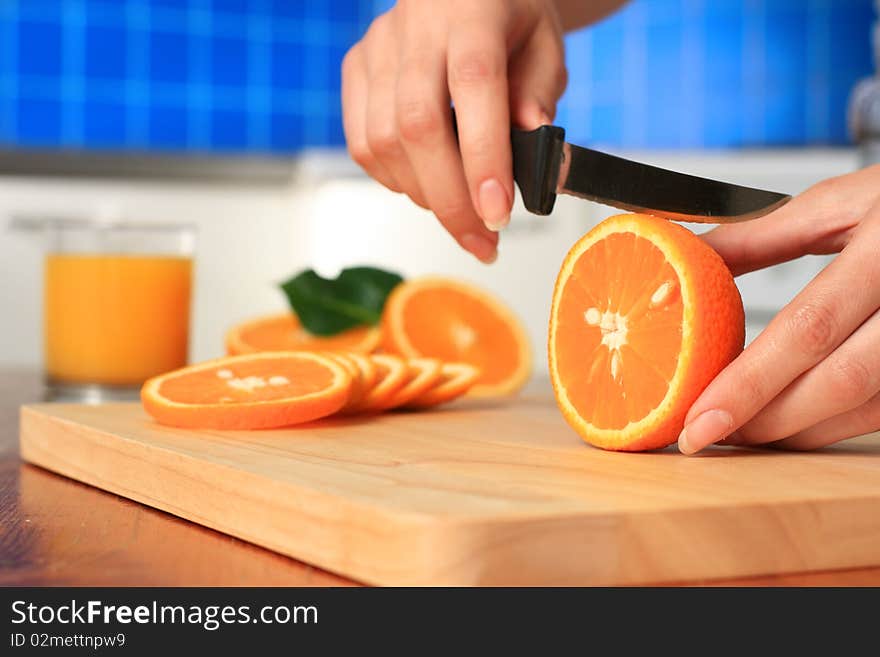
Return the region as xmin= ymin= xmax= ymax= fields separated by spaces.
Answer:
xmin=0 ymin=175 xmax=310 ymax=367
xmin=0 ymin=148 xmax=858 ymax=373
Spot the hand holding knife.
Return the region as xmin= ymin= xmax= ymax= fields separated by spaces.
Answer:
xmin=344 ymin=0 xmax=880 ymax=458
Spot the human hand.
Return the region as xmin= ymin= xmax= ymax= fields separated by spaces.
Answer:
xmin=341 ymin=0 xmax=568 ymax=263
xmin=679 ymin=164 xmax=880 ymax=454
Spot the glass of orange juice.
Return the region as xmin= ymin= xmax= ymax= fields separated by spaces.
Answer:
xmin=37 ymin=219 xmax=195 ymax=402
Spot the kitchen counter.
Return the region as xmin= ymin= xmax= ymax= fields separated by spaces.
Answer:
xmin=2 ymin=367 xmax=880 ymax=587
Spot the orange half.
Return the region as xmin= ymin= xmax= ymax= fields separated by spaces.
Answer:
xmin=548 ymin=214 xmax=744 ymax=451
xmin=141 ymin=352 xmax=352 ymax=429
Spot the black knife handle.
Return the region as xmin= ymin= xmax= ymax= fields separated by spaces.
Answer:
xmin=451 ymin=109 xmax=566 ymax=215
xmin=511 ymin=124 xmax=566 ymax=215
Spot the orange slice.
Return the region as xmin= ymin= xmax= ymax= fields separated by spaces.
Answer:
xmin=349 ymin=354 xmax=410 ymax=413
xmin=226 ymin=313 xmax=380 ymax=355
xmin=323 ymin=352 xmax=363 ymax=408
xmin=381 ymin=277 xmax=531 ymax=396
xmin=346 ymin=352 xmax=378 ymax=391
xmin=141 ymin=352 xmax=352 ymax=429
xmin=338 ymin=352 xmax=379 ymax=410
xmin=374 ymin=358 xmax=443 ymax=411
xmin=548 ymin=213 xmax=745 ymax=451
xmin=406 ymin=363 xmax=480 ymax=408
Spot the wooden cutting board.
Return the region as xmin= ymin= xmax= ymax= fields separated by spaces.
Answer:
xmin=18 ymin=385 xmax=880 ymax=586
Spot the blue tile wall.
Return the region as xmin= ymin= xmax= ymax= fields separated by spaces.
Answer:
xmin=0 ymin=0 xmax=874 ymax=153
xmin=556 ymin=0 xmax=876 ymax=148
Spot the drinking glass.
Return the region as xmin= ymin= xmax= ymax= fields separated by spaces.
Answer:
xmin=17 ymin=218 xmax=196 ymax=402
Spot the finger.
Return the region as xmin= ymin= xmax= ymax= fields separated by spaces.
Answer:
xmin=341 ymin=45 xmax=400 ymax=191
xmin=447 ymin=19 xmax=514 ymax=231
xmin=396 ymin=27 xmax=499 ymax=263
xmin=700 ymin=166 xmax=880 ymax=276
xmin=679 ymin=213 xmax=880 ymax=455
xmin=362 ymin=14 xmax=428 ymax=207
xmin=508 ymin=17 xmax=567 ymax=129
xmin=735 ymin=308 xmax=880 ymax=444
xmin=771 ymin=390 xmax=880 ymax=451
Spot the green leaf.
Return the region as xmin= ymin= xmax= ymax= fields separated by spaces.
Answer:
xmin=279 ymin=266 xmax=404 ymax=336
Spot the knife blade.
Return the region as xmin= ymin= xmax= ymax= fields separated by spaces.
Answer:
xmin=511 ymin=124 xmax=791 ymax=222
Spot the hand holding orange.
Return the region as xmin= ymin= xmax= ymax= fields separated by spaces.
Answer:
xmin=549 ymin=213 xmax=745 ymax=451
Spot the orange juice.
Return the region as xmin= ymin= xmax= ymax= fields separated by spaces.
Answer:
xmin=44 ymin=254 xmax=192 ymax=386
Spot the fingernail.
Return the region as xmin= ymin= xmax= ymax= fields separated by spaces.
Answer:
xmin=478 ymin=178 xmax=510 ymax=231
xmin=678 ymin=409 xmax=734 ymax=455
xmin=460 ymin=232 xmax=497 ymax=264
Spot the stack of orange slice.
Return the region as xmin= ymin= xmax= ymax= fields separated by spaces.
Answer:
xmin=145 ymin=276 xmax=531 ymax=430
xmin=141 ymin=351 xmax=480 ymax=430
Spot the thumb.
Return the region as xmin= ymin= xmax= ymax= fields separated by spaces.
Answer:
xmin=508 ymin=18 xmax=567 ymax=129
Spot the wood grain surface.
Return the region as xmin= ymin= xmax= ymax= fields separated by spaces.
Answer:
xmin=18 ymin=389 xmax=880 ymax=586
xmin=1 ymin=370 xmax=349 ymax=586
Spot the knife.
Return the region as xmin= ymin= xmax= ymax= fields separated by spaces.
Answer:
xmin=511 ymin=124 xmax=791 ymax=222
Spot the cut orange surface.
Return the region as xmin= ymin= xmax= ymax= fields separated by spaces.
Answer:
xmin=347 ymin=354 xmax=410 ymax=413
xmin=406 ymin=363 xmax=480 ymax=408
xmin=548 ymin=213 xmax=744 ymax=452
xmin=141 ymin=352 xmax=352 ymax=429
xmin=225 ymin=313 xmax=381 ymax=355
xmin=375 ymin=358 xmax=443 ymax=411
xmin=382 ymin=277 xmax=531 ymax=397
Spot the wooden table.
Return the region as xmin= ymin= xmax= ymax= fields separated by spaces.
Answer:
xmin=2 ymin=368 xmax=878 ymax=586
